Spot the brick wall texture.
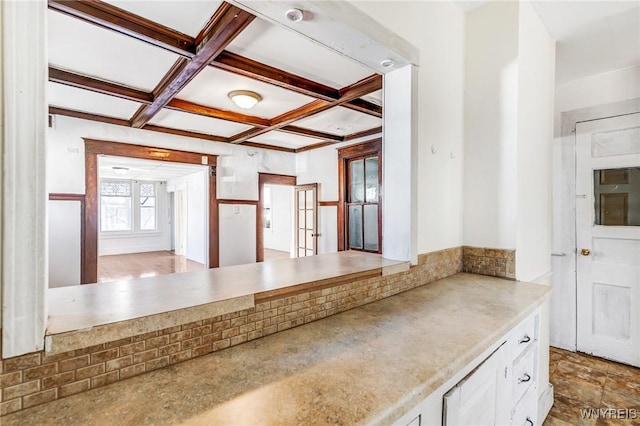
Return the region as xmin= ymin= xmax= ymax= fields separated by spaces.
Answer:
xmin=0 ymin=247 xmax=462 ymax=416
xmin=462 ymin=246 xmax=515 ymax=279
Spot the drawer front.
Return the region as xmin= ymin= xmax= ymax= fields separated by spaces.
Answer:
xmin=512 ymin=346 xmax=537 ymax=404
xmin=511 ymin=386 xmax=537 ymax=426
xmin=511 ymin=314 xmax=537 ymax=360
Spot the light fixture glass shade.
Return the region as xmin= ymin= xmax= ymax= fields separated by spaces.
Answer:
xmin=112 ymin=167 xmax=129 ymax=175
xmin=228 ymin=90 xmax=262 ymax=109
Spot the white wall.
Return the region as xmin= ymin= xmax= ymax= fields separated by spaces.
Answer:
xmin=167 ymin=171 xmax=208 ymax=265
xmin=515 ymin=2 xmax=555 ymax=282
xmin=98 ymin=181 xmax=171 ymax=256
xmin=219 ymin=204 xmax=257 ymax=267
xmin=345 ymin=1 xmax=467 ymax=255
xmin=463 ymin=1 xmax=555 ymax=282
xmin=263 ymin=185 xmax=293 ymax=254
xmin=49 ymin=201 xmax=81 ymax=287
xmin=463 ymin=1 xmax=519 ymax=250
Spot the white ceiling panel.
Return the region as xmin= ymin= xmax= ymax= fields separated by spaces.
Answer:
xmin=149 ymin=109 xmax=251 ymax=137
xmin=178 ymin=67 xmax=315 ymax=119
xmin=227 ymin=18 xmax=375 ymax=89
xmin=104 ymin=1 xmax=223 ymax=38
xmin=361 ymin=90 xmax=382 ymax=106
xmin=48 ymin=10 xmax=180 ymax=91
xmin=294 ymin=107 xmax=382 ymax=136
xmin=48 ymin=82 xmax=141 ymax=119
xmin=249 ymin=131 xmax=324 ymax=149
xmin=99 ymin=155 xmax=205 ymax=181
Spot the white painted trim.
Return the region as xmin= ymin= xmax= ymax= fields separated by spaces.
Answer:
xmin=538 ymin=383 xmax=554 ymax=424
xmin=2 ymin=0 xmax=48 ymax=358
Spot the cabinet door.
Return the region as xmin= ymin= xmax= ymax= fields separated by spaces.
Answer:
xmin=443 ymin=342 xmax=511 ymax=425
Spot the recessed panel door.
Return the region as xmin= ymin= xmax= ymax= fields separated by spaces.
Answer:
xmin=576 ymin=113 xmax=640 ymax=367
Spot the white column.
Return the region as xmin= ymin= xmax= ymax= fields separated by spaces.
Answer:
xmin=2 ymin=0 xmax=48 ymax=357
xmin=382 ymin=65 xmax=418 ymax=263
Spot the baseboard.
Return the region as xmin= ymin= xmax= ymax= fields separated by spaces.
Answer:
xmin=538 ymin=383 xmax=554 ymax=424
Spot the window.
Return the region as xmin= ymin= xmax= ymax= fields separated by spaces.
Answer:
xmin=100 ymin=181 xmax=132 ymax=231
xmin=139 ymin=183 xmax=156 ymax=230
xmin=100 ymin=180 xmax=158 ymax=232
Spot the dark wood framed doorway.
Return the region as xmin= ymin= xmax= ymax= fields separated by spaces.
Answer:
xmin=337 ymin=138 xmax=382 ymax=253
xmin=83 ymin=139 xmax=219 ymax=283
xmin=257 ymin=173 xmax=297 ymax=262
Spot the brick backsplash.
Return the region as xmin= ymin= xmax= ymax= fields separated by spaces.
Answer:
xmin=462 ymin=246 xmax=515 ymax=279
xmin=0 ymin=247 xmax=462 ymax=416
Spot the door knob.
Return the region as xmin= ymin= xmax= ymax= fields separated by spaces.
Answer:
xmin=581 ymin=249 xmax=591 ymax=256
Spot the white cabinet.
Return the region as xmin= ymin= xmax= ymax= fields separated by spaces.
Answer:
xmin=396 ymin=308 xmax=543 ymax=426
xmin=443 ymin=343 xmax=511 ymax=425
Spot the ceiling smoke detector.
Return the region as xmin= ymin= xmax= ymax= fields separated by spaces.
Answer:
xmin=380 ymin=59 xmax=395 ymax=69
xmin=285 ymin=8 xmax=304 ymax=22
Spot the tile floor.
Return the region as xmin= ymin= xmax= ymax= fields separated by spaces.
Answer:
xmin=544 ymin=347 xmax=640 ymax=425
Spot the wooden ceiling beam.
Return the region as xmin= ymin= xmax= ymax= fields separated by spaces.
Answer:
xmin=50 ymin=106 xmax=230 ymax=143
xmin=229 ymin=74 xmax=382 ymax=144
xmin=240 ymin=142 xmax=296 ymax=153
xmin=165 ymin=98 xmax=270 ymax=127
xmin=48 ymin=0 xmax=195 ymax=57
xmin=294 ymin=141 xmax=336 ymax=153
xmin=279 ymin=125 xmax=344 ymax=142
xmin=342 ymin=98 xmax=382 ymax=118
xmin=211 ymin=51 xmax=382 ymax=117
xmin=129 ymin=3 xmax=255 ymax=128
xmin=211 ymin=51 xmax=338 ymax=101
xmin=343 ymin=126 xmax=383 ymax=141
xmin=49 ymin=66 xmax=153 ymax=104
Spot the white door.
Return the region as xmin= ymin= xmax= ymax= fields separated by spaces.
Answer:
xmin=294 ymin=184 xmax=318 ymax=257
xmin=576 ymin=113 xmax=640 ymax=367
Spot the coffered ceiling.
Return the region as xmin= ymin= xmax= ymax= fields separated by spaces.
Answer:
xmin=47 ymin=0 xmax=383 ymax=153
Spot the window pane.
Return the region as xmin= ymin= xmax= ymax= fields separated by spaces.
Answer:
xmin=348 ymin=205 xmax=363 ymax=249
xmin=349 ymin=159 xmax=364 ymax=202
xmin=298 ymin=191 xmax=305 ymax=209
xmin=100 ymin=196 xmax=131 ymax=231
xmin=305 ymin=189 xmax=314 ymax=208
xmin=140 ymin=207 xmax=156 ymax=230
xmin=363 ymin=204 xmax=379 ymax=251
xmin=365 ymin=157 xmax=379 ymax=202
xmin=139 ymin=183 xmax=155 ymax=197
xmin=306 ymin=210 xmax=314 ymax=230
xmin=101 ymin=181 xmax=131 ymax=196
xmin=594 ymin=168 xmax=640 ymax=226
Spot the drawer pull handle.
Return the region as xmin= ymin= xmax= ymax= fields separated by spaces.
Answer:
xmin=518 ymin=373 xmax=531 ymax=384
xmin=518 ymin=335 xmax=531 ymax=344
xmin=525 ymin=418 xmax=533 ymax=426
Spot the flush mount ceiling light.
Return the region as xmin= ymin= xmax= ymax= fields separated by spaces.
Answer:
xmin=380 ymin=59 xmax=395 ymax=69
xmin=112 ymin=166 xmax=129 ymax=175
xmin=285 ymin=8 xmax=304 ymax=22
xmin=228 ymin=90 xmax=263 ymax=109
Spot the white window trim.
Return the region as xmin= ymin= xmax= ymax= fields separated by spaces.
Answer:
xmin=99 ymin=179 xmax=159 ymax=235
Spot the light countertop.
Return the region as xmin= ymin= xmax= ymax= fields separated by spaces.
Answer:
xmin=12 ymin=273 xmax=551 ymax=425
xmin=47 ymin=251 xmax=405 ymax=335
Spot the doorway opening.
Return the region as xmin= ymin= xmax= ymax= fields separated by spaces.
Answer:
xmin=95 ymin=155 xmax=208 ymax=283
xmin=262 ymin=184 xmax=294 ymax=261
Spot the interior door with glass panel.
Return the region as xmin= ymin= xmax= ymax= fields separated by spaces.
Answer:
xmin=576 ymin=113 xmax=640 ymax=367
xmin=347 ymin=155 xmax=381 ymax=252
xmin=295 ymin=184 xmax=317 ymax=257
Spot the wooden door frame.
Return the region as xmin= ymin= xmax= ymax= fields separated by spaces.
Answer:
xmin=337 ymin=138 xmax=383 ymax=252
xmin=257 ymin=173 xmax=297 ymax=262
xmin=84 ymin=138 xmax=218 ymax=283
xmin=49 ymin=193 xmax=86 ymax=283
